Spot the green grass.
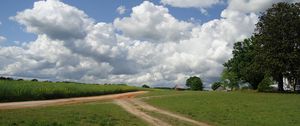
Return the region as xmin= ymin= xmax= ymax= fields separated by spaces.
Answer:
xmin=143 ymin=90 xmax=300 ymax=126
xmin=0 ymin=80 xmax=141 ymax=102
xmin=0 ymin=102 xmax=147 ymax=126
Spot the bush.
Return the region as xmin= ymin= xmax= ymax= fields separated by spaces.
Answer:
xmin=258 ymin=74 xmax=273 ymax=92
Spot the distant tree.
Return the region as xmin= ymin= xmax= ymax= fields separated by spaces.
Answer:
xmin=31 ymin=79 xmax=38 ymax=82
xmin=142 ymin=84 xmax=150 ymax=88
xmin=186 ymin=76 xmax=203 ymax=90
xmin=0 ymin=77 xmax=13 ymax=80
xmin=255 ymin=2 xmax=300 ymax=91
xmin=211 ymin=82 xmax=222 ymax=90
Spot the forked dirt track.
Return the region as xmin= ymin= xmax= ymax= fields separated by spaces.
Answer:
xmin=0 ymin=91 xmax=210 ymax=126
xmin=115 ymin=99 xmax=172 ymax=126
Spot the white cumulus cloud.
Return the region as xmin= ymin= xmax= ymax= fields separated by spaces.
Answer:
xmin=114 ymin=1 xmax=193 ymax=42
xmin=161 ymin=0 xmax=222 ymax=8
xmin=0 ymin=0 xmax=297 ymax=87
xmin=116 ymin=5 xmax=126 ymax=15
xmin=12 ymin=0 xmax=93 ymax=40
xmin=227 ymin=0 xmax=300 ymax=13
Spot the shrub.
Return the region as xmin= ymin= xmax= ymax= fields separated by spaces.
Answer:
xmin=258 ymin=74 xmax=273 ymax=92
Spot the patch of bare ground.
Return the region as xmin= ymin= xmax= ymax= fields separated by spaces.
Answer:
xmin=115 ymin=99 xmax=171 ymax=126
xmin=124 ymin=98 xmax=211 ymax=126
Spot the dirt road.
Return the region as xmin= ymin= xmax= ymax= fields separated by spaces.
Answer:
xmin=0 ymin=91 xmax=210 ymax=126
xmin=0 ymin=91 xmax=147 ymax=109
xmin=115 ymin=98 xmax=210 ymax=126
xmin=115 ymin=99 xmax=172 ymax=126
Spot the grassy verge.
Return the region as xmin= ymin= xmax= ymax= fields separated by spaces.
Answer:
xmin=143 ymin=90 xmax=300 ymax=126
xmin=0 ymin=102 xmax=147 ymax=126
xmin=0 ymin=80 xmax=141 ymax=102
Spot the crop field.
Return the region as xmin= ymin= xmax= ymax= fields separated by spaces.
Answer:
xmin=0 ymin=80 xmax=141 ymax=102
xmin=142 ymin=90 xmax=300 ymax=126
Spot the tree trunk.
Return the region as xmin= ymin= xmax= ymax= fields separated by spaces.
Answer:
xmin=293 ymin=78 xmax=297 ymax=92
xmin=278 ymin=73 xmax=284 ymax=92
xmin=296 ymin=78 xmax=300 ymax=93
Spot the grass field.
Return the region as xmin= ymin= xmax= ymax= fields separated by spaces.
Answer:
xmin=0 ymin=102 xmax=147 ymax=126
xmin=1 ymin=86 xmax=299 ymax=126
xmin=142 ymin=90 xmax=300 ymax=126
xmin=0 ymin=80 xmax=141 ymax=102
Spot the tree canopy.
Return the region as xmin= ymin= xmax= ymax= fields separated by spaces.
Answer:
xmin=255 ymin=2 xmax=300 ymax=91
xmin=224 ymin=37 xmax=264 ymax=89
xmin=186 ymin=76 xmax=203 ymax=90
xmin=222 ymin=2 xmax=300 ymax=92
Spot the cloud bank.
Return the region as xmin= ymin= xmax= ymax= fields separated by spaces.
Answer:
xmin=0 ymin=0 xmax=295 ymax=87
xmin=161 ymin=0 xmax=222 ymax=8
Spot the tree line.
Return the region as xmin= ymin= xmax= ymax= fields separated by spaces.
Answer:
xmin=212 ymin=2 xmax=300 ymax=92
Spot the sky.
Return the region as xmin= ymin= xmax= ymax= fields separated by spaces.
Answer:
xmin=0 ymin=0 xmax=299 ymax=87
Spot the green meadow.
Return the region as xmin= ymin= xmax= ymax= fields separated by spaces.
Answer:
xmin=142 ymin=90 xmax=300 ymax=126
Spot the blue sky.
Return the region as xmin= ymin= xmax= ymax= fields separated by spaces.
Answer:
xmin=0 ymin=0 xmax=293 ymax=87
xmin=0 ymin=0 xmax=225 ymax=46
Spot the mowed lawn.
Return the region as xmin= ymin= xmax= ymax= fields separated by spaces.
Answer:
xmin=0 ymin=102 xmax=147 ymax=126
xmin=142 ymin=90 xmax=300 ymax=126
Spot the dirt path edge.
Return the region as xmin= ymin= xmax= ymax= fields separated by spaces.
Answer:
xmin=0 ymin=91 xmax=147 ymax=110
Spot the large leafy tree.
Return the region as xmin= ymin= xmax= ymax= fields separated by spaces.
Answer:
xmin=186 ymin=76 xmax=203 ymax=90
xmin=255 ymin=2 xmax=300 ymax=91
xmin=224 ymin=37 xmax=264 ymax=89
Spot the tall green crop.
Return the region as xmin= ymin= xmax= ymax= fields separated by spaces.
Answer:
xmin=0 ymin=80 xmax=141 ymax=102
